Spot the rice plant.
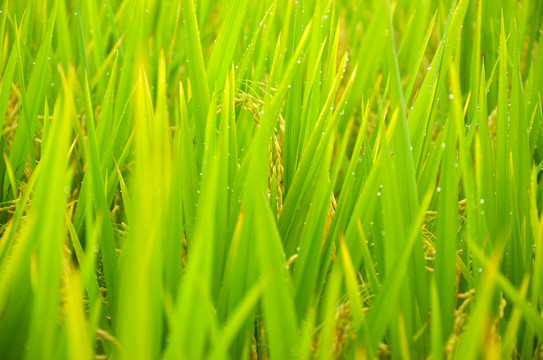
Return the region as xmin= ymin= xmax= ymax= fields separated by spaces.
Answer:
xmin=0 ymin=0 xmax=542 ymax=358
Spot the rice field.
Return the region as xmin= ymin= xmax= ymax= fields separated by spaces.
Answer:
xmin=0 ymin=0 xmax=542 ymax=358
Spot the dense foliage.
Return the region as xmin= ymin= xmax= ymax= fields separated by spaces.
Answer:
xmin=0 ymin=0 xmax=542 ymax=358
